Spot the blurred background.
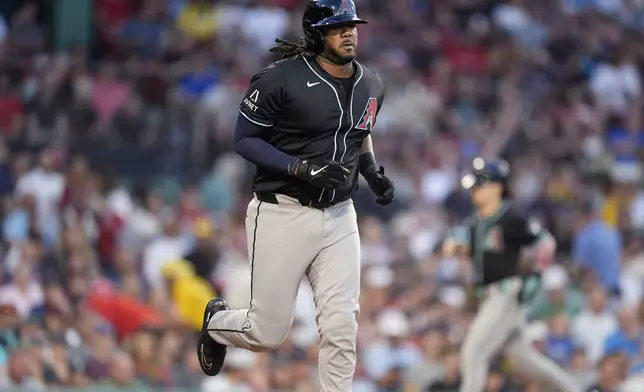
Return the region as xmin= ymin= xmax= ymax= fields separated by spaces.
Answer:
xmin=3 ymin=0 xmax=644 ymax=391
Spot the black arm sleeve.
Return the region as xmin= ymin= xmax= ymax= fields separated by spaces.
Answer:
xmin=233 ymin=115 xmax=298 ymax=175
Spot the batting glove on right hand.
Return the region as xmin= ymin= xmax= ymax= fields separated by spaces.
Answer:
xmin=291 ymin=159 xmax=350 ymax=189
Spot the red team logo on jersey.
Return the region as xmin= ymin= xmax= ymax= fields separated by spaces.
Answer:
xmin=356 ymin=97 xmax=377 ymax=131
xmin=484 ymin=226 xmax=504 ymax=252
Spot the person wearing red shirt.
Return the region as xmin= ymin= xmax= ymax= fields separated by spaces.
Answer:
xmin=441 ymin=32 xmax=488 ymax=75
xmin=0 ymin=74 xmax=23 ymax=134
xmin=94 ymin=0 xmax=141 ymax=57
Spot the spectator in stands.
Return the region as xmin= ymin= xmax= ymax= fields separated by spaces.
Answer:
xmin=528 ymin=264 xmax=584 ymax=320
xmin=142 ymin=216 xmax=188 ymax=293
xmin=569 ymin=348 xmax=597 ymax=389
xmin=7 ymin=2 xmax=44 ymax=57
xmin=90 ymin=63 xmax=130 ymax=125
xmin=604 ymin=307 xmax=642 ymax=359
xmin=0 ymin=263 xmax=44 ymax=320
xmin=590 ymin=49 xmax=641 ymax=115
xmin=423 ymin=347 xmax=461 ymax=391
xmin=177 ymin=52 xmax=219 ymax=102
xmin=120 ymin=4 xmax=164 ymax=58
xmin=363 ymin=309 xmax=423 ymax=385
xmin=102 ymin=350 xmax=143 ymax=389
xmin=572 ymin=201 xmax=622 ymax=296
xmin=161 ymin=259 xmax=214 ymax=331
xmin=176 ymin=0 xmax=218 ymax=42
xmin=0 ymin=72 xmax=23 ymax=135
xmin=183 ymin=217 xmax=219 ymax=281
xmin=586 ymin=353 xmax=624 ymax=392
xmin=403 ymin=328 xmax=449 ymax=390
xmin=573 ymin=285 xmax=619 ymax=365
xmin=545 ymin=314 xmax=576 ymax=367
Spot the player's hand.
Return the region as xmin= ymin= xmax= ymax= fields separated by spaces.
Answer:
xmin=442 ymin=238 xmax=458 ymax=256
xmin=292 ymin=159 xmax=350 ymax=189
xmin=364 ymin=166 xmax=394 ymax=205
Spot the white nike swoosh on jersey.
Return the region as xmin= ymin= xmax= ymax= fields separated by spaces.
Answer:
xmin=307 ymin=81 xmax=321 ymax=87
xmin=311 ymin=165 xmax=328 ymax=176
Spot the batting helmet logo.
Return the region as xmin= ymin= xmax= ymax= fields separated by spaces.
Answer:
xmin=337 ymin=0 xmax=354 ymax=15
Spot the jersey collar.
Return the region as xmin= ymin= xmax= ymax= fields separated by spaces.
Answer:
xmin=305 ymin=55 xmax=361 ymax=82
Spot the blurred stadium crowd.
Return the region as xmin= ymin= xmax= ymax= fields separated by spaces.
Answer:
xmin=3 ymin=0 xmax=644 ymax=391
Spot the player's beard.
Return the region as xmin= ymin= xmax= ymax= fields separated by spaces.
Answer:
xmin=321 ymin=45 xmax=355 ymax=65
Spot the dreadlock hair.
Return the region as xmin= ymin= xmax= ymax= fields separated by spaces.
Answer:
xmin=269 ymin=37 xmax=316 ymax=59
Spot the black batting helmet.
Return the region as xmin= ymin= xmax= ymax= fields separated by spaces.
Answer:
xmin=461 ymin=157 xmax=511 ymax=198
xmin=303 ymin=0 xmax=367 ymax=53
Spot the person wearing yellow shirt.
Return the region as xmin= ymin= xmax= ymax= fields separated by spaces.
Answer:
xmin=601 ymin=194 xmax=619 ymax=227
xmin=599 ymin=178 xmax=631 ymax=227
xmin=546 ymin=177 xmax=575 ymax=203
xmin=161 ymin=260 xmax=216 ymax=331
xmin=177 ymin=0 xmax=218 ymax=41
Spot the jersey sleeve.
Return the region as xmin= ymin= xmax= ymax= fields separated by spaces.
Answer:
xmin=506 ymin=212 xmax=545 ymax=246
xmin=375 ymin=72 xmax=385 ymax=116
xmin=238 ymin=65 xmax=285 ymax=128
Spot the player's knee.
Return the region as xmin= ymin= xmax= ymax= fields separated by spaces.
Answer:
xmin=244 ymin=321 xmax=291 ymax=352
xmin=318 ymin=310 xmax=358 ymax=347
xmin=249 ymin=335 xmax=287 ymax=352
xmin=257 ymin=330 xmax=290 ymax=351
xmin=244 ymin=334 xmax=287 ymax=352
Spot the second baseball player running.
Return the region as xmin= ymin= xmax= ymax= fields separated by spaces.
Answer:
xmin=443 ymin=158 xmax=579 ymax=392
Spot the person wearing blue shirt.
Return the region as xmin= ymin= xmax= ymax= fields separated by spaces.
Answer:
xmin=178 ymin=56 xmax=219 ymax=100
xmin=603 ymin=308 xmax=642 ymax=359
xmin=605 ymin=125 xmax=644 ymax=164
xmin=2 ymin=202 xmax=29 ymax=242
xmin=546 ymin=334 xmax=576 ymax=368
xmin=121 ymin=8 xmax=163 ymax=58
xmin=572 ymin=201 xmax=621 ymax=295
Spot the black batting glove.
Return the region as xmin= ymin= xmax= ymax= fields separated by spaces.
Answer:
xmin=290 ymin=159 xmax=350 ymax=189
xmin=359 ymin=153 xmax=395 ymax=206
xmin=367 ymin=166 xmax=395 ymax=205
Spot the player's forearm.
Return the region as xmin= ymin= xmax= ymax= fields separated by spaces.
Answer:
xmin=234 ymin=136 xmax=299 ymax=175
xmin=360 ymin=134 xmax=374 ymax=155
xmin=359 ymin=135 xmax=377 ymax=176
xmin=234 ymin=115 xmax=299 ymax=175
xmin=530 ymin=232 xmax=556 ymax=271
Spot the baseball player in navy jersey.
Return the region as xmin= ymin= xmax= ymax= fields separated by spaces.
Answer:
xmin=443 ymin=158 xmax=579 ymax=392
xmin=195 ymin=1 xmax=394 ymax=391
